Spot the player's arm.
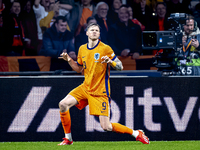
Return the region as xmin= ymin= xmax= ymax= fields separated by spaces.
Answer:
xmin=101 ymin=56 xmax=123 ymax=71
xmin=59 ymin=52 xmax=83 ymax=73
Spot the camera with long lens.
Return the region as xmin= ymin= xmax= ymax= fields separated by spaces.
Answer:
xmin=142 ymin=13 xmax=187 ymax=75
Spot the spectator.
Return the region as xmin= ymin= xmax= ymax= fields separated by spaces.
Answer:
xmin=0 ymin=13 xmax=5 ymax=55
xmin=1 ymin=0 xmax=12 ymax=16
xmin=39 ymin=0 xmax=60 ymax=34
xmin=166 ymin=0 xmax=192 ymax=15
xmin=33 ymin=0 xmax=49 ymax=53
xmin=67 ymin=0 xmax=96 ymax=36
xmin=75 ymin=16 xmax=97 ymax=54
xmin=94 ymin=1 xmax=110 ymax=44
xmin=149 ymin=2 xmax=170 ymax=31
xmin=21 ymin=0 xmax=38 ymax=56
xmin=39 ymin=16 xmax=75 ymax=58
xmin=0 ymin=0 xmax=5 ymax=55
xmin=193 ymin=1 xmax=200 ymax=29
xmin=3 ymin=0 xmax=26 ymax=56
xmin=39 ymin=0 xmax=72 ymax=33
xmin=0 ymin=13 xmax=2 ymax=28
xmin=134 ymin=0 xmax=153 ymax=31
xmin=108 ymin=5 xmax=142 ymax=59
xmin=145 ymin=0 xmax=164 ymax=13
xmin=181 ymin=16 xmax=200 ymax=64
xmin=39 ymin=16 xmax=76 ymax=71
xmin=107 ymin=0 xmax=122 ymax=25
xmin=92 ymin=0 xmax=111 ymax=6
xmin=127 ymin=0 xmax=141 ymax=18
xmin=0 ymin=0 xmax=5 ymax=15
xmin=0 ymin=0 xmax=3 ymax=29
xmin=58 ymin=0 xmax=73 ymax=16
xmin=148 ymin=2 xmax=170 ymax=55
xmin=127 ymin=5 xmax=145 ymax=31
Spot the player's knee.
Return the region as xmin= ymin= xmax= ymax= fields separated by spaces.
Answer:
xmin=58 ymin=100 xmax=68 ymax=112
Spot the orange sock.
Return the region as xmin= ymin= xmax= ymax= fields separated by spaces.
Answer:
xmin=111 ymin=123 xmax=133 ymax=135
xmin=60 ymin=110 xmax=71 ymax=133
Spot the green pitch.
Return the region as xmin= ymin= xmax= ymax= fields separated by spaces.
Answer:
xmin=1 ymin=141 xmax=200 ymax=150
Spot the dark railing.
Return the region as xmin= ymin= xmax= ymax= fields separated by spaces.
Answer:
xmin=0 ymin=70 xmax=162 ymax=77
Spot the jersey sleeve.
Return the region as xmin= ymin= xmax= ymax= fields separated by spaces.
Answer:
xmin=77 ymin=46 xmax=83 ymax=66
xmin=106 ymin=45 xmax=117 ymax=61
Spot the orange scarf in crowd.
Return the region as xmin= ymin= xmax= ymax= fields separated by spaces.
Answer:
xmin=75 ymin=8 xmax=92 ymax=36
xmin=12 ymin=17 xmax=25 ymax=46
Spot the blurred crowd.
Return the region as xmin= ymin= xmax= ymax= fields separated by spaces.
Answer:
xmin=0 ymin=0 xmax=200 ymax=68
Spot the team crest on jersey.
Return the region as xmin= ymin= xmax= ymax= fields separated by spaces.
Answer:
xmin=94 ymin=53 xmax=100 ymax=62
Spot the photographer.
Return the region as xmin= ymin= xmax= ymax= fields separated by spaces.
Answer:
xmin=181 ymin=16 xmax=200 ymax=62
xmin=175 ymin=16 xmax=200 ymax=75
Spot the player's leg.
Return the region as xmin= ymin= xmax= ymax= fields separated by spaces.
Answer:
xmin=89 ymin=95 xmax=139 ymax=137
xmin=58 ymin=95 xmax=78 ymax=145
xmin=58 ymin=85 xmax=89 ymax=145
xmin=99 ymin=115 xmax=150 ymax=144
xmin=89 ymin=95 xmax=149 ymax=144
xmin=99 ymin=115 xmax=112 ymax=131
xmin=99 ymin=115 xmax=133 ymax=134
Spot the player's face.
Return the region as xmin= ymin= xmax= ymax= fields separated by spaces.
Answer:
xmin=86 ymin=25 xmax=100 ymax=40
xmin=55 ymin=20 xmax=67 ymax=33
xmin=184 ymin=19 xmax=194 ymax=35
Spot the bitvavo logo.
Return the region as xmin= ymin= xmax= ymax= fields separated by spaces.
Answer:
xmin=7 ymin=86 xmax=199 ymax=133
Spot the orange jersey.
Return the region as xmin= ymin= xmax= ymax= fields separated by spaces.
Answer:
xmin=77 ymin=41 xmax=116 ymax=96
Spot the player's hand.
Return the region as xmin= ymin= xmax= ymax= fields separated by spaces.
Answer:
xmin=101 ymin=55 xmax=112 ymax=64
xmin=68 ymin=51 xmax=77 ymax=61
xmin=59 ymin=52 xmax=71 ymax=61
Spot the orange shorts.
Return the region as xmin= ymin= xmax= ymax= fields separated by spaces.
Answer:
xmin=69 ymin=84 xmax=110 ymax=117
